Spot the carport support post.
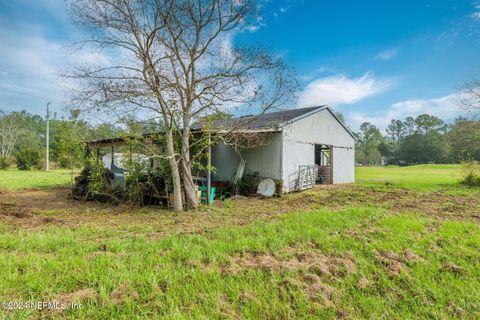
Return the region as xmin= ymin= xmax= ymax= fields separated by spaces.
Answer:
xmin=207 ymin=133 xmax=212 ymax=205
xmin=330 ymin=145 xmax=333 ymax=185
xmin=111 ymin=145 xmax=114 ymax=169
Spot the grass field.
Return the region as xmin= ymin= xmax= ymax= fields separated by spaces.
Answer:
xmin=1 ymin=165 xmax=479 ymax=319
xmin=356 ymin=164 xmax=464 ymax=191
xmin=0 ymin=169 xmax=75 ymax=190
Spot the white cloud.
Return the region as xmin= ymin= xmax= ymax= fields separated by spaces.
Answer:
xmin=471 ymin=2 xmax=480 ymax=21
xmin=376 ymin=48 xmax=399 ymax=60
xmin=0 ymin=23 xmax=111 ymax=114
xmin=348 ymin=91 xmax=469 ymax=131
xmin=273 ymin=3 xmax=292 ymax=19
xmin=298 ymin=66 xmax=333 ymax=82
xmin=0 ymin=0 xmax=117 ymax=114
xmin=315 ymin=66 xmax=331 ymax=73
xmin=244 ymin=15 xmax=266 ymax=33
xmin=245 ymin=25 xmax=261 ymax=32
xmin=297 ymin=72 xmax=394 ymax=107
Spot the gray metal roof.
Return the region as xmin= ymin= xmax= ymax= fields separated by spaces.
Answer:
xmin=192 ymin=106 xmax=326 ymax=132
xmin=86 ymin=105 xmax=356 ymax=146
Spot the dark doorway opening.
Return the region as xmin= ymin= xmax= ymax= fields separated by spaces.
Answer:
xmin=314 ymin=144 xmax=332 ymax=184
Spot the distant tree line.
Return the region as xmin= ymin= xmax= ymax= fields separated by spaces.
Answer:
xmin=2 ymin=109 xmax=480 ymax=170
xmin=0 ymin=110 xmax=123 ymax=170
xmin=355 ymin=113 xmax=480 ymax=165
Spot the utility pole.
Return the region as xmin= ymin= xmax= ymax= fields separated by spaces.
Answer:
xmin=45 ymin=102 xmax=51 ymax=171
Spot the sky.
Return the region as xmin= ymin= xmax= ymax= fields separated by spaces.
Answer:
xmin=0 ymin=0 xmax=479 ymax=130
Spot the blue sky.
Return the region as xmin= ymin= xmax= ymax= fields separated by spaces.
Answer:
xmin=0 ymin=0 xmax=479 ymax=129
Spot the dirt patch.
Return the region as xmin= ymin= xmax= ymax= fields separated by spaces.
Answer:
xmin=230 ymin=251 xmax=356 ymax=277
xmin=109 ymin=282 xmax=139 ymax=305
xmin=440 ymin=262 xmax=464 ymax=274
xmin=447 ymin=301 xmax=467 ymax=317
xmin=0 ymin=202 xmax=33 ymax=218
xmin=36 ymin=288 xmax=99 ymax=317
xmin=229 ymin=246 xmax=356 ymax=278
xmin=374 ymin=250 xmax=408 ymax=277
xmin=277 ymin=274 xmax=339 ymax=307
xmin=403 ymin=249 xmax=423 ymax=262
xmin=222 ymin=245 xmax=355 ymax=306
xmin=239 ymin=291 xmax=257 ymax=305
xmin=347 ymin=226 xmax=386 ymax=242
xmin=305 ymin=275 xmax=340 ymax=307
xmin=373 ymin=249 xmax=424 ymax=276
xmin=53 ymin=288 xmax=99 ymax=304
xmin=386 ymin=189 xmax=480 ymax=221
xmin=357 ymin=276 xmax=370 ymax=289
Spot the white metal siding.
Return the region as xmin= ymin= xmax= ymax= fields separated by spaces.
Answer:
xmin=241 ymin=133 xmax=282 ymax=180
xmin=212 ymin=109 xmax=354 ymax=190
xmin=211 ymin=133 xmax=282 ymax=182
xmin=281 ymin=109 xmax=355 ymax=191
xmin=282 ymin=138 xmax=314 ymax=192
xmin=332 ymin=146 xmax=355 ymax=184
xmin=282 ymin=109 xmax=355 ymax=147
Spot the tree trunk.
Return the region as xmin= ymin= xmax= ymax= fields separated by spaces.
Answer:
xmin=165 ymin=129 xmax=183 ymax=212
xmin=180 ymin=127 xmax=199 ymax=209
xmin=181 ymin=159 xmax=199 ymax=209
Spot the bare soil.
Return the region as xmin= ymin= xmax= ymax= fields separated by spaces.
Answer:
xmin=229 ymin=249 xmax=356 ymax=276
xmin=1 ymin=185 xmax=479 ymax=235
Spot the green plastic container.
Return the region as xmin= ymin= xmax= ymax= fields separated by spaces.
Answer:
xmin=198 ymin=186 xmax=216 ymax=205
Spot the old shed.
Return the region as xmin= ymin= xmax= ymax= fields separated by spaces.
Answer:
xmin=85 ymin=105 xmax=356 ymax=197
xmin=205 ymin=105 xmax=356 ymax=192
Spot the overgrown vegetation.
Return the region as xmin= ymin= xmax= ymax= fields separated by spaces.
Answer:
xmin=459 ymin=161 xmax=480 ymax=187
xmin=15 ymin=147 xmax=42 ymax=170
xmin=72 ymin=131 xmax=214 ymax=206
xmin=0 ymin=156 xmax=11 ymax=170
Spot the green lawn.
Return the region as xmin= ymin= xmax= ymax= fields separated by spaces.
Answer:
xmin=356 ymin=164 xmax=464 ymax=191
xmin=0 ymin=169 xmax=75 ymax=190
xmin=1 ymin=206 xmax=479 ymax=319
xmin=1 ymin=165 xmax=480 ymax=319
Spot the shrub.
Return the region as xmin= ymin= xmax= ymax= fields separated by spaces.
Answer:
xmin=274 ymin=179 xmax=284 ymax=195
xmin=237 ymin=173 xmax=262 ymax=196
xmin=85 ymin=155 xmax=115 ymax=199
xmin=15 ymin=148 xmax=41 ymax=170
xmin=459 ymin=161 xmax=480 ymax=187
xmin=72 ymin=154 xmax=124 ymax=202
xmin=0 ymin=156 xmax=12 ymax=170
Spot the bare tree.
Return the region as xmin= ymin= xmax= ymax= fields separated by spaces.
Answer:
xmin=0 ymin=111 xmax=23 ymax=160
xmin=66 ymin=0 xmax=297 ymax=211
xmin=463 ymin=79 xmax=480 ymax=110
